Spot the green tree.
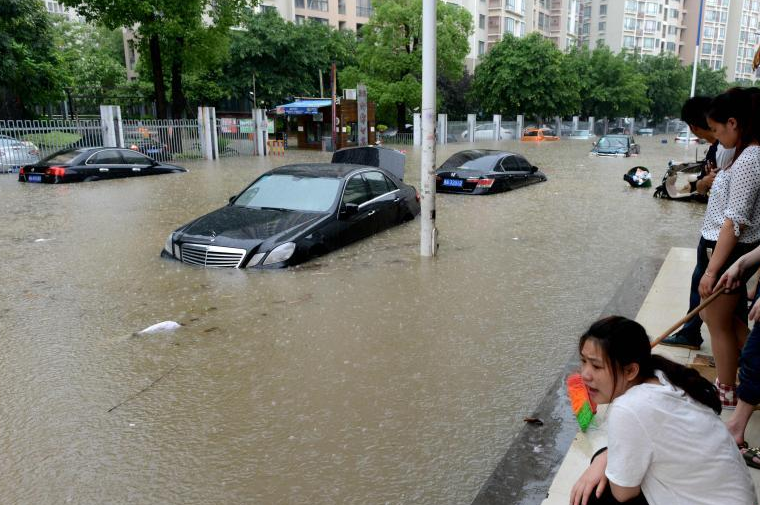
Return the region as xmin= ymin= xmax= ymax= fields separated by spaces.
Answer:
xmin=340 ymin=0 xmax=472 ymax=127
xmin=635 ymin=53 xmax=689 ymax=123
xmin=222 ymin=11 xmax=357 ymax=109
xmin=0 ymin=0 xmax=63 ymax=119
xmin=470 ymin=33 xmax=580 ymax=120
xmin=60 ymin=0 xmax=253 ymax=118
xmin=438 ymin=70 xmax=474 ymax=119
xmin=693 ymin=63 xmax=729 ymax=97
xmin=52 ymin=19 xmax=129 ymax=114
xmin=582 ymin=45 xmax=649 ymax=119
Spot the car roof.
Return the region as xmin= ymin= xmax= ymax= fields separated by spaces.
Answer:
xmin=270 ymin=163 xmax=392 ymax=179
xmin=601 ymin=134 xmax=629 ymax=139
xmin=445 ymin=149 xmax=519 ymax=160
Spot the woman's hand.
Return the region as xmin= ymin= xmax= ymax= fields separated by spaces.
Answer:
xmin=750 ymin=300 xmax=760 ymax=322
xmin=715 ymin=259 xmax=745 ymax=293
xmin=570 ymin=451 xmax=608 ymax=505
xmin=699 ymin=272 xmax=717 ymax=299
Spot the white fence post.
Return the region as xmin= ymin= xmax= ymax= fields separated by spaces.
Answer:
xmin=413 ymin=113 xmax=421 ymax=146
xmin=493 ymin=114 xmax=502 ymax=140
xmin=467 ymin=114 xmax=475 ymax=142
xmin=437 ymin=114 xmax=447 ymax=144
xmin=100 ymin=105 xmax=123 ymax=147
xmin=555 ymin=116 xmax=562 ymax=137
xmin=589 ymin=116 xmax=595 ymax=135
xmin=572 ymin=115 xmax=579 ymax=132
xmin=517 ymin=114 xmax=524 ymax=139
xmin=198 ymin=106 xmax=217 ymax=161
xmin=254 ymin=109 xmax=268 ymax=156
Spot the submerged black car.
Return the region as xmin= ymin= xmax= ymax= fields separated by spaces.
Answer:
xmin=590 ymin=135 xmax=640 ymax=157
xmin=18 ymin=147 xmax=187 ymax=183
xmin=162 ymin=163 xmax=421 ymax=268
xmin=435 ymin=149 xmax=547 ymax=194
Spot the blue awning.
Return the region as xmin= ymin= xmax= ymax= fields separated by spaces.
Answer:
xmin=276 ymin=99 xmax=333 ymax=115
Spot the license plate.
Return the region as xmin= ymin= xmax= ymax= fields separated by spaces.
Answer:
xmin=443 ymin=178 xmax=463 ymax=187
xmin=28 ymin=174 xmax=42 ymax=183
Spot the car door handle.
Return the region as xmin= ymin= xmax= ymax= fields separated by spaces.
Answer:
xmin=132 ymin=167 xmax=141 ymax=172
xmin=99 ymin=168 xmax=109 ymax=172
xmin=367 ymin=210 xmax=376 ymax=216
xmin=393 ymin=197 xmax=400 ymax=203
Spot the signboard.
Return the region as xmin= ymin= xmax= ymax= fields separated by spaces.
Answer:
xmin=357 ymin=84 xmax=368 ymax=146
xmin=267 ymin=120 xmax=274 ymax=134
xmin=220 ymin=117 xmax=239 ymax=134
xmin=240 ymin=119 xmax=255 ymax=134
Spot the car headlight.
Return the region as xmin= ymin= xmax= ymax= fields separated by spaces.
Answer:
xmin=164 ymin=232 xmax=174 ymax=256
xmin=246 ymin=252 xmax=267 ymax=268
xmin=262 ymin=242 xmax=296 ymax=265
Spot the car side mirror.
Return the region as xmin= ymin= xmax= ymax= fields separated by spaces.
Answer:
xmin=340 ymin=202 xmax=359 ymax=218
xmin=531 ymin=165 xmax=538 ymax=173
xmin=228 ymin=196 xmax=236 ymax=204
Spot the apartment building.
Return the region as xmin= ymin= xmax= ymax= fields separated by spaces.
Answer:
xmin=682 ymin=0 xmax=760 ymax=82
xmin=258 ymin=0 xmax=372 ymax=31
xmin=43 ymin=1 xmax=83 ymax=22
xmin=577 ymin=0 xmax=688 ymax=58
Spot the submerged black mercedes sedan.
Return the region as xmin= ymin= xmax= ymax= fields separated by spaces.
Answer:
xmin=435 ymin=150 xmax=547 ymax=194
xmin=162 ymin=163 xmax=421 ymax=268
xmin=18 ymin=147 xmax=187 ymax=183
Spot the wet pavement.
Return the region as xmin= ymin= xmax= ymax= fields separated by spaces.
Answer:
xmin=0 ymin=137 xmax=708 ymax=504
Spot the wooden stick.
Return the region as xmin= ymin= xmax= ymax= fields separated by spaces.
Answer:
xmin=650 ymin=289 xmax=723 ymax=348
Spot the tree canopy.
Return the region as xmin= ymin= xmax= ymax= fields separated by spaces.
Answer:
xmin=340 ymin=0 xmax=472 ymax=127
xmin=471 ymin=33 xmax=581 ymax=119
xmin=0 ymin=0 xmax=63 ymax=119
xmin=60 ymin=0 xmax=253 ymax=118
xmin=221 ymin=11 xmax=357 ymax=109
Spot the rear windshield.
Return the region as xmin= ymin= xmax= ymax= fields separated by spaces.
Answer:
xmin=234 ymin=174 xmax=341 ymax=212
xmin=43 ymin=150 xmax=81 ymax=165
xmin=598 ymin=136 xmax=628 ymax=148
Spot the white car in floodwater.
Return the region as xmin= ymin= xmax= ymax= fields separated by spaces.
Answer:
xmin=568 ymin=129 xmax=594 ymax=140
xmin=0 ymin=135 xmax=40 ymax=173
xmin=674 ymin=129 xmax=701 ymax=144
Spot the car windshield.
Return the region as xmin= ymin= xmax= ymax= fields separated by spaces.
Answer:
xmin=43 ymin=150 xmax=81 ymax=164
xmin=233 ymin=174 xmax=341 ymax=212
xmin=571 ymin=130 xmax=589 ymax=136
xmin=598 ymin=137 xmax=628 ymax=148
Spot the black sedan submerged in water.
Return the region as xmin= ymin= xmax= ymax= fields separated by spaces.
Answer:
xmin=18 ymin=147 xmax=186 ymax=183
xmin=435 ymin=149 xmax=547 ymax=194
xmin=162 ymin=163 xmax=421 ymax=268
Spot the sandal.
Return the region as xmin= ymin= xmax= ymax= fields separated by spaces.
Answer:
xmin=739 ymin=442 xmax=760 ymax=469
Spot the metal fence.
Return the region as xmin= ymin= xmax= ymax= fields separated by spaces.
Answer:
xmin=122 ymin=119 xmax=203 ymax=160
xmin=216 ymin=118 xmax=256 ymax=157
xmin=0 ymin=119 xmax=103 ymax=172
xmin=378 ymin=132 xmax=413 ymax=145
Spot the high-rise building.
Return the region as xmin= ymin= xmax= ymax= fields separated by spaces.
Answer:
xmin=682 ymin=0 xmax=760 ymax=82
xmin=577 ymin=0 xmax=688 ymax=57
xmin=43 ymin=1 xmax=83 ymax=22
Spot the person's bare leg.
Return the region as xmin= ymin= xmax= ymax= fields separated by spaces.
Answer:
xmin=727 ymin=401 xmax=754 ymax=446
xmin=703 ymin=293 xmax=741 ymax=385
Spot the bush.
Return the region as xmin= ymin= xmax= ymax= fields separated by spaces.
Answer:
xmin=24 ymin=132 xmax=82 ymax=148
xmin=376 ymin=124 xmax=388 ymax=133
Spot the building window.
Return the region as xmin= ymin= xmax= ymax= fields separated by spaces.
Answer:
xmin=644 ymin=19 xmax=656 ymax=32
xmin=357 ymin=1 xmax=372 ymax=16
xmin=309 ymin=16 xmax=328 ymax=23
xmin=295 ymin=0 xmax=305 ymax=7
xmin=666 ymin=41 xmax=676 ymax=51
xmin=478 ymin=41 xmax=485 ymax=55
xmin=584 ymin=5 xmax=591 ymax=16
xmin=599 ymin=4 xmax=607 ymax=15
xmin=702 ymin=42 xmax=712 ymax=54
xmin=625 ymin=0 xmax=636 ymax=12
xmin=506 ymin=0 xmax=515 ymax=10
xmin=295 ymin=14 xmax=305 ymax=23
xmin=598 ymin=21 xmax=606 ymax=31
xmin=646 ymin=2 xmax=658 ymax=14
xmin=624 ymin=17 xmax=635 ymax=30
xmin=582 ymin=22 xmax=589 ymax=34
xmin=339 ymin=0 xmax=346 ymax=13
xmin=504 ymin=16 xmax=515 ymax=34
xmin=643 ymin=37 xmax=655 ymax=48
xmin=479 ymin=14 xmax=485 ymax=29
xmin=623 ymin=36 xmax=635 ymax=48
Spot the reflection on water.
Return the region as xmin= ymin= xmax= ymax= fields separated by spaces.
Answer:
xmin=0 ymin=137 xmax=706 ymax=504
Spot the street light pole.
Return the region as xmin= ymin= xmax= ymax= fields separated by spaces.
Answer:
xmin=420 ymin=0 xmax=437 ymax=256
xmin=686 ymin=0 xmax=705 ymax=147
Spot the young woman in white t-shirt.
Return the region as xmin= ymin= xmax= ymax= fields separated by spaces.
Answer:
xmin=570 ymin=316 xmax=755 ymax=505
xmin=698 ymin=88 xmax=760 ymax=410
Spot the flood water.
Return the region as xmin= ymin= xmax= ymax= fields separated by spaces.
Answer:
xmin=0 ymin=137 xmax=707 ymax=504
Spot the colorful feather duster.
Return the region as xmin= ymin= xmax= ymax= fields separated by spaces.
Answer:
xmin=567 ymin=373 xmax=597 ymax=432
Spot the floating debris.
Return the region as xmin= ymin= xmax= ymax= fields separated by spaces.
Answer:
xmin=138 ymin=321 xmax=183 ymax=335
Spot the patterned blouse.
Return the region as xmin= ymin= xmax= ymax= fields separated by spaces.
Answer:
xmin=702 ymin=145 xmax=760 ymax=243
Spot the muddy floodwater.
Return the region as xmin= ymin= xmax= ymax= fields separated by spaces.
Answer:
xmin=0 ymin=137 xmax=707 ymax=504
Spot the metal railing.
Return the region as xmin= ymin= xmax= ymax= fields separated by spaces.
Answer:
xmin=122 ymin=119 xmax=203 ymax=160
xmin=0 ymin=119 xmax=103 ymax=172
xmin=378 ymin=132 xmax=413 ymax=145
xmin=216 ymin=118 xmax=256 ymax=157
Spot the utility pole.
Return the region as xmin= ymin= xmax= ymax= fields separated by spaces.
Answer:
xmin=686 ymin=0 xmax=705 ymax=147
xmin=420 ymin=0 xmax=437 ymax=256
xmin=331 ymin=62 xmax=337 ymax=152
